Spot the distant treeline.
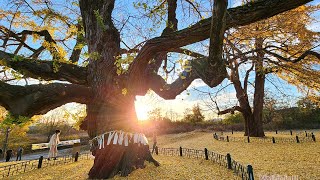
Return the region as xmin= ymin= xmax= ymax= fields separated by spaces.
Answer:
xmin=142 ymin=106 xmax=320 ymax=135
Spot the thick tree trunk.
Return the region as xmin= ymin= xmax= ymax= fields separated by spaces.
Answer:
xmin=79 ymin=0 xmax=159 ymax=178
xmin=87 ymin=99 xmax=159 ymax=179
xmin=250 ymin=37 xmax=265 ymax=137
xmin=243 ymin=112 xmax=265 ymax=137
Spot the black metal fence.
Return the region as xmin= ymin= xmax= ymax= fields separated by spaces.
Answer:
xmin=213 ymin=133 xmax=316 ymax=143
xmin=0 ymin=152 xmax=92 ymax=178
xmin=156 ymin=147 xmax=253 ymax=180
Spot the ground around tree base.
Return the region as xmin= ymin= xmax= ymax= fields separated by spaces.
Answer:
xmin=4 ymin=130 xmax=319 ymax=179
xmin=157 ymin=130 xmax=320 ymax=179
xmin=5 ymin=155 xmax=236 ymax=180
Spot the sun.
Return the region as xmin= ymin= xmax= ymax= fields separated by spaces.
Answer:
xmin=134 ymin=102 xmax=151 ymax=121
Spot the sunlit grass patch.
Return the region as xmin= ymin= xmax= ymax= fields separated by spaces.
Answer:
xmin=6 ymin=154 xmax=237 ymax=180
xmin=156 ymin=131 xmax=320 ymax=180
xmin=4 ymin=130 xmax=319 ymax=180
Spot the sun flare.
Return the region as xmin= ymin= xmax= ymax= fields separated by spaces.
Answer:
xmin=134 ymin=102 xmax=152 ymax=121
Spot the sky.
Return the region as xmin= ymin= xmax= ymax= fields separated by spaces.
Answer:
xmin=0 ymin=0 xmax=319 ymax=122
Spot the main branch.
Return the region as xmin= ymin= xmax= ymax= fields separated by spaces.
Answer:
xmin=148 ymin=71 xmax=199 ymax=100
xmin=0 ymin=50 xmax=88 ymax=85
xmin=128 ymin=0 xmax=312 ymax=91
xmin=0 ymin=81 xmax=92 ymax=117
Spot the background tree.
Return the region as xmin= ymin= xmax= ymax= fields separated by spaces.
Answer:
xmin=183 ymin=105 xmax=205 ymax=123
xmin=203 ymin=4 xmax=320 ymax=137
xmin=0 ymin=113 xmax=30 ymax=157
xmin=0 ymin=0 xmax=315 ymax=178
xmin=148 ymin=108 xmax=163 ymax=121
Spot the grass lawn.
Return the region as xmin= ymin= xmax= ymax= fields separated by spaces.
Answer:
xmin=5 ymin=155 xmax=236 ymax=180
xmin=157 ymin=131 xmax=320 ymax=180
xmin=4 ymin=130 xmax=319 ymax=179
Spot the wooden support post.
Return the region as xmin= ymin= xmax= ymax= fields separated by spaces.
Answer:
xmin=204 ymin=148 xmax=208 ymax=160
xmin=290 ymin=130 xmax=293 ymax=135
xmin=155 ymin=146 xmax=159 ymax=155
xmin=247 ymin=136 xmax=250 ymax=143
xmin=272 ymin=137 xmax=275 ymax=144
xmin=247 ymin=165 xmax=254 ymax=180
xmin=38 ymin=156 xmax=43 ymax=169
xmin=231 ymin=129 xmax=233 ymax=134
xmin=179 ymin=147 xmax=182 ymax=156
xmin=296 ymin=136 xmax=300 ymax=143
xmin=276 ymin=130 xmax=278 ymax=134
xmin=305 ymin=131 xmax=307 ymax=137
xmin=227 ymin=136 xmax=229 ymax=142
xmin=226 ymin=153 xmax=232 ymax=169
xmin=75 ymin=152 xmax=79 ymax=162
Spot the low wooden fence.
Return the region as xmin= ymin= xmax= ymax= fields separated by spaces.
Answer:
xmin=213 ymin=133 xmax=316 ymax=143
xmin=155 ymin=147 xmax=253 ymax=180
xmin=0 ymin=152 xmax=92 ymax=178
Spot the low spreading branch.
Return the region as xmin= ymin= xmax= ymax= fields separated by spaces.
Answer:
xmin=0 ymin=50 xmax=88 ymax=85
xmin=0 ymin=81 xmax=92 ymax=117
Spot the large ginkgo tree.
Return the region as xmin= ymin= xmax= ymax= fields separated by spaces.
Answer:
xmin=0 ymin=0 xmax=316 ymax=178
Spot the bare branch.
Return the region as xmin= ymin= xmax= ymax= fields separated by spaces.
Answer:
xmin=264 ymin=49 xmax=320 ymax=63
xmin=218 ymin=106 xmax=242 ymax=115
xmin=244 ymin=63 xmax=254 ymax=93
xmin=184 ymin=0 xmax=202 ymax=18
xmin=170 ymin=48 xmax=206 ymax=58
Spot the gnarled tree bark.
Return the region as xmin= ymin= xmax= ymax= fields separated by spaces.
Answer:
xmin=0 ymin=81 xmax=91 ymax=116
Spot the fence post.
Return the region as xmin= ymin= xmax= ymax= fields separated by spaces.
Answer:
xmin=155 ymin=146 xmax=159 ymax=155
xmin=227 ymin=136 xmax=229 ymax=142
xmin=226 ymin=153 xmax=232 ymax=169
xmin=24 ymin=163 xmax=27 ymax=173
xmin=296 ymin=136 xmax=300 ymax=143
xmin=38 ymin=156 xmax=43 ymax=169
xmin=179 ymin=147 xmax=183 ymax=156
xmin=305 ymin=131 xmax=307 ymax=137
xmin=232 ymin=129 xmax=234 ymax=134
xmin=272 ymin=137 xmax=275 ymax=144
xmin=247 ymin=136 xmax=250 ymax=143
xmin=312 ymin=134 xmax=316 ymax=142
xmin=247 ymin=165 xmax=254 ymax=180
xmin=276 ymin=130 xmax=278 ymax=134
xmin=204 ymin=148 xmax=208 ymax=160
xmin=75 ymin=152 xmax=79 ymax=162
xmin=7 ymin=165 xmax=11 ymax=177
xmin=290 ymin=130 xmax=293 ymax=135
